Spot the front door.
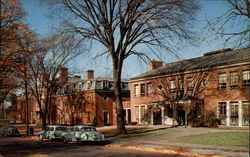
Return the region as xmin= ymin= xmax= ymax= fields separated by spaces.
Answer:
xmin=103 ymin=111 xmax=109 ymax=125
xmin=177 ymin=109 xmax=185 ymax=125
xmin=153 ymin=106 xmax=162 ymax=125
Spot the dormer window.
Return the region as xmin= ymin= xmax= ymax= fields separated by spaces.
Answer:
xmin=78 ymin=83 xmax=82 ymax=91
xmin=103 ymin=81 xmax=109 ymax=89
xmin=87 ymin=81 xmax=92 ymax=89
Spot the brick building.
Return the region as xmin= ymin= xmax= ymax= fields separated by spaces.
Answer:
xmin=129 ymin=47 xmax=250 ymax=127
xmin=17 ymin=69 xmax=130 ymax=127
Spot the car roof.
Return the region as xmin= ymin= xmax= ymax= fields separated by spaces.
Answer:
xmin=1 ymin=126 xmax=16 ymax=128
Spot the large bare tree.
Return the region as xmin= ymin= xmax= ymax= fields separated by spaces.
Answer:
xmin=207 ymin=0 xmax=250 ymax=48
xmin=44 ymin=0 xmax=198 ymax=134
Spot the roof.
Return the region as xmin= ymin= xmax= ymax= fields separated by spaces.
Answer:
xmin=131 ymin=47 xmax=250 ymax=81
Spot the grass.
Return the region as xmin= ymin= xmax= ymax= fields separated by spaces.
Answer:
xmin=167 ymin=132 xmax=249 ymax=147
xmin=100 ymin=127 xmax=181 ymax=138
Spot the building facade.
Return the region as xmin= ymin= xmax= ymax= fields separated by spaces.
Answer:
xmin=129 ymin=47 xmax=250 ymax=127
xmin=17 ymin=69 xmax=130 ymax=127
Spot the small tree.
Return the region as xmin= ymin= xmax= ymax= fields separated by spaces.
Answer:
xmin=153 ymin=70 xmax=211 ymax=127
xmin=26 ymin=33 xmax=82 ymax=129
xmin=0 ymin=0 xmax=30 ymax=107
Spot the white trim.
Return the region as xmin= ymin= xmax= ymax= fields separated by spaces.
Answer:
xmin=217 ymin=100 xmax=249 ymax=126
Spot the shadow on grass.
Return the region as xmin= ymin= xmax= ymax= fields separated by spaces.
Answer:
xmin=102 ymin=126 xmax=175 ymax=138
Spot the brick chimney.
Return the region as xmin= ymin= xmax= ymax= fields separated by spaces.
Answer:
xmin=59 ymin=67 xmax=68 ymax=84
xmin=85 ymin=70 xmax=94 ymax=79
xmin=148 ymin=60 xmax=163 ymax=71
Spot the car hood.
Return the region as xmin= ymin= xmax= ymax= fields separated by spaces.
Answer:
xmin=83 ymin=131 xmax=103 ymax=136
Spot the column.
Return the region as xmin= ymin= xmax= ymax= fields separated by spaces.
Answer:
xmin=145 ymin=105 xmax=148 ymax=125
xmin=139 ymin=105 xmax=141 ymax=124
xmin=238 ymin=101 xmax=242 ymax=127
xmin=125 ymin=109 xmax=128 ymax=123
xmin=161 ymin=106 xmax=165 ymax=125
xmin=226 ymin=101 xmax=230 ymax=126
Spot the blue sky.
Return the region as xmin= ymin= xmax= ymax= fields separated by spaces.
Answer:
xmin=20 ymin=0 xmax=244 ymax=79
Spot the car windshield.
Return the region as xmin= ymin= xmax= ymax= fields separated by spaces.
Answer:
xmin=45 ymin=127 xmax=51 ymax=131
xmin=56 ymin=127 xmax=67 ymax=131
xmin=80 ymin=127 xmax=96 ymax=131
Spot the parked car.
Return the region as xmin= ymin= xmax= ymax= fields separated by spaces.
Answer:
xmin=38 ymin=125 xmax=68 ymax=142
xmin=0 ymin=126 xmax=20 ymax=137
xmin=65 ymin=125 xmax=104 ymax=144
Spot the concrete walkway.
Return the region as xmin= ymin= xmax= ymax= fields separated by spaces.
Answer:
xmin=106 ymin=126 xmax=249 ymax=157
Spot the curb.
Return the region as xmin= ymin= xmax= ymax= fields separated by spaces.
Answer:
xmin=106 ymin=144 xmax=224 ymax=157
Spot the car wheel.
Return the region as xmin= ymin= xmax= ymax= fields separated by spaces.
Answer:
xmin=39 ymin=135 xmax=43 ymax=141
xmin=62 ymin=137 xmax=67 ymax=144
xmin=49 ymin=137 xmax=53 ymax=142
xmin=77 ymin=140 xmax=82 ymax=145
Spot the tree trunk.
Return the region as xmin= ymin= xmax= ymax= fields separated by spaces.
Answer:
xmin=112 ymin=59 xmax=127 ymax=134
xmin=42 ymin=113 xmax=46 ymax=129
xmin=185 ymin=111 xmax=188 ymax=128
xmin=24 ymin=70 xmax=29 ymax=136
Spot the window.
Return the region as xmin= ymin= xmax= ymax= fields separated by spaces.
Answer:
xmin=146 ymin=83 xmax=152 ymax=96
xmin=230 ymin=72 xmax=238 ymax=88
xmin=158 ymin=84 xmax=163 ymax=90
xmin=202 ymin=78 xmax=208 ymax=87
xmin=170 ymin=80 xmax=176 ymax=92
xmin=242 ymin=70 xmax=250 ymax=86
xmin=187 ymin=77 xmax=194 ymax=92
xmin=140 ymin=84 xmax=145 ymax=96
xmin=242 ymin=101 xmax=249 ymax=126
xmin=134 ymin=85 xmax=139 ymax=97
xmin=178 ymin=79 xmax=184 ymax=90
xmin=218 ymin=102 xmax=226 ymax=116
xmin=230 ymin=102 xmax=238 ymax=126
xmin=218 ymin=73 xmax=227 ymax=89
xmin=103 ymin=81 xmax=109 ymax=89
xmin=78 ymin=83 xmax=82 ymax=91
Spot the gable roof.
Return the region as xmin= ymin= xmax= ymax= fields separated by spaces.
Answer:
xmin=131 ymin=47 xmax=250 ymax=81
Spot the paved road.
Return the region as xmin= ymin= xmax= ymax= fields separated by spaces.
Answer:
xmin=0 ymin=137 xmax=182 ymax=157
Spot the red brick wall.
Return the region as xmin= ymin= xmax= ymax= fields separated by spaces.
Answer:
xmin=129 ymin=64 xmax=250 ymax=122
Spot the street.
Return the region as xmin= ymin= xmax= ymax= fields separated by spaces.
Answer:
xmin=0 ymin=137 xmax=182 ymax=157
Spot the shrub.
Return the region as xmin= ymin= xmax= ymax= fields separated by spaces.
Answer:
xmin=203 ymin=111 xmax=220 ymax=128
xmin=130 ymin=122 xmax=138 ymax=125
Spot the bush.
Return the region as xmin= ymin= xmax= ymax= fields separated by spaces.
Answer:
xmin=203 ymin=111 xmax=220 ymax=128
xmin=130 ymin=122 xmax=137 ymax=125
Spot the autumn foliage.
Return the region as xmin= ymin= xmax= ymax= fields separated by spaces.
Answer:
xmin=0 ymin=0 xmax=32 ymax=104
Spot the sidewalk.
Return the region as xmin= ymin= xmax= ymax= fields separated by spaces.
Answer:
xmin=105 ymin=126 xmax=249 ymax=157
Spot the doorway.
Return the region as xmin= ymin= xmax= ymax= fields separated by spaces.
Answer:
xmin=153 ymin=106 xmax=162 ymax=125
xmin=103 ymin=111 xmax=109 ymax=125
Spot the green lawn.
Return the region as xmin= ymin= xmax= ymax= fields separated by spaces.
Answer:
xmin=167 ymin=132 xmax=249 ymax=147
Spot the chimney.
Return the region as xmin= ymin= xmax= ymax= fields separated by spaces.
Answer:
xmin=59 ymin=67 xmax=68 ymax=84
xmin=85 ymin=70 xmax=94 ymax=79
xmin=148 ymin=60 xmax=163 ymax=71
